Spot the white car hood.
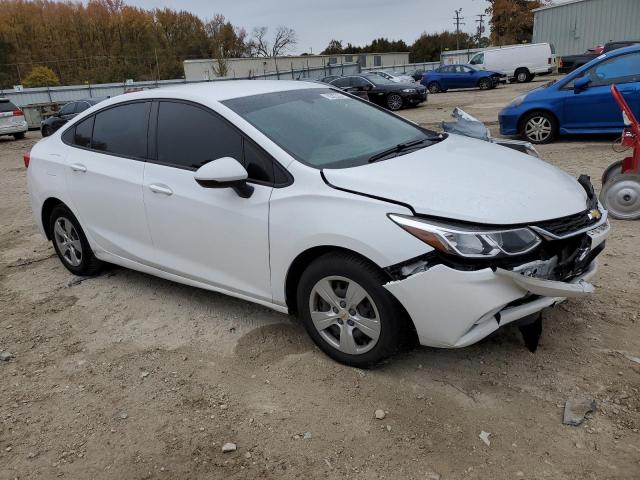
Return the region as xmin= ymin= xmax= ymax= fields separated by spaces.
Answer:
xmin=323 ymin=135 xmax=589 ymax=225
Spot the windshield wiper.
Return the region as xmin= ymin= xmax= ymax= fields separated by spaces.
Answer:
xmin=368 ymin=137 xmax=437 ymax=163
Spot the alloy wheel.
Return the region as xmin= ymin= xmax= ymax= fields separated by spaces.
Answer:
xmin=387 ymin=94 xmax=403 ymax=111
xmin=53 ymin=217 xmax=83 ymax=266
xmin=427 ymin=82 xmax=440 ymax=94
xmin=524 ymin=116 xmax=553 ymax=143
xmin=308 ymin=276 xmax=381 ymax=355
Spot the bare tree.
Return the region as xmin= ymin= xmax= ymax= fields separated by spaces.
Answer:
xmin=249 ymin=26 xmax=297 ymax=58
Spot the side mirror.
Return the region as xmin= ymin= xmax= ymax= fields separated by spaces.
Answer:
xmin=194 ymin=157 xmax=254 ymax=198
xmin=574 ymin=76 xmax=591 ymax=93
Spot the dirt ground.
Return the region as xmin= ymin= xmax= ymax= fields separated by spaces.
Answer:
xmin=1 ymin=77 xmax=639 ymax=480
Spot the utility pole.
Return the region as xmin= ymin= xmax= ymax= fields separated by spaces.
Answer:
xmin=475 ymin=13 xmax=486 ymax=45
xmin=453 ymin=9 xmax=465 ymax=51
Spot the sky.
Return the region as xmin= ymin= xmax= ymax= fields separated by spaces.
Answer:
xmin=126 ymin=0 xmax=493 ymax=54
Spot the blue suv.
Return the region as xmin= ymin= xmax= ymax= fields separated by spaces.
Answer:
xmin=499 ymin=45 xmax=640 ymax=143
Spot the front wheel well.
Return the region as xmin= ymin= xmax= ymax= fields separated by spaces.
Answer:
xmin=41 ymin=197 xmax=66 ymax=240
xmin=517 ymin=109 xmax=559 ymax=134
xmin=285 ymin=246 xmax=390 ymax=316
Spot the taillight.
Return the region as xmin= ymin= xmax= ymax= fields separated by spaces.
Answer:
xmin=13 ymin=109 xmax=24 ymax=116
xmin=23 ymin=151 xmax=30 ymax=168
xmin=559 ymin=58 xmax=564 ymax=67
xmin=548 ymin=57 xmax=551 ymax=64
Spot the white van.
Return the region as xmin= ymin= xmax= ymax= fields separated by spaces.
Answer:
xmin=469 ymin=43 xmax=555 ymax=83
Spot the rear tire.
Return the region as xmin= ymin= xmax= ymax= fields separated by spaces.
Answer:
xmin=297 ymin=252 xmax=406 ymax=368
xmin=515 ymin=68 xmax=531 ymax=83
xmin=521 ymin=110 xmax=557 ymax=144
xmin=427 ymin=81 xmax=441 ymax=94
xmin=13 ymin=132 xmax=25 ymax=140
xmin=49 ymin=205 xmax=104 ymax=276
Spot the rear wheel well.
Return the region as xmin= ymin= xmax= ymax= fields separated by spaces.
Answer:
xmin=41 ymin=198 xmax=65 ymax=240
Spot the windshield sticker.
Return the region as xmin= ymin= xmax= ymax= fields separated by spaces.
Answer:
xmin=320 ymin=92 xmax=346 ymax=100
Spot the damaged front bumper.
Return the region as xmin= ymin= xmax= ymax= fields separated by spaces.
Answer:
xmin=384 ymin=218 xmax=610 ymax=348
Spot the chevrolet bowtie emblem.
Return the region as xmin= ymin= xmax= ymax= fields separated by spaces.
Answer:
xmin=588 ymin=209 xmax=602 ymax=220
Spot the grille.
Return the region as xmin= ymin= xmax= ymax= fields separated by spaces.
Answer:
xmin=531 ymin=210 xmax=599 ymax=238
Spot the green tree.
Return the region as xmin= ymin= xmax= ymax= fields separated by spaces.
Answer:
xmin=23 ymin=66 xmax=60 ymax=87
xmin=486 ymin=0 xmax=549 ymax=45
xmin=321 ymin=39 xmax=343 ymax=55
xmin=410 ymin=31 xmax=474 ymax=63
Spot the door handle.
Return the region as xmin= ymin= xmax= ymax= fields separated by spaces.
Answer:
xmin=149 ymin=184 xmax=173 ymax=196
xmin=70 ymin=163 xmax=87 ymax=173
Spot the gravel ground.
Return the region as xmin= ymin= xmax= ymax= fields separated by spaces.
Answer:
xmin=1 ymin=78 xmax=639 ymax=480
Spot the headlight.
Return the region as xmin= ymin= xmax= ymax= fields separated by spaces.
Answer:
xmin=389 ymin=214 xmax=541 ymax=258
xmin=402 ymin=88 xmax=417 ymax=93
xmin=507 ymin=94 xmax=527 ymax=108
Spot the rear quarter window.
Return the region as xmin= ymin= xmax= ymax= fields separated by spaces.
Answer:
xmin=0 ymin=101 xmax=17 ymax=113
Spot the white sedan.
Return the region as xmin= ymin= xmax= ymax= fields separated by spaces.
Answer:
xmin=26 ymin=81 xmax=609 ymax=367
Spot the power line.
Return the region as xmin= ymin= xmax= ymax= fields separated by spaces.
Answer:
xmin=453 ymin=8 xmax=465 ymax=51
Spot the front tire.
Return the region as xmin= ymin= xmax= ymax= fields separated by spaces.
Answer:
xmin=427 ymin=81 xmax=441 ymax=94
xmin=521 ymin=111 xmax=557 ymax=144
xmin=478 ymin=78 xmax=491 ymax=90
xmin=386 ymin=93 xmax=404 ymax=111
xmin=297 ymin=252 xmax=405 ymax=368
xmin=49 ymin=205 xmax=104 ymax=276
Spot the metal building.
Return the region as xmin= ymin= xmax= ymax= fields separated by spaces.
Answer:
xmin=532 ymin=0 xmax=640 ymax=56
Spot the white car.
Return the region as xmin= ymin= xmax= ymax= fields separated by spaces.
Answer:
xmin=0 ymin=98 xmax=28 ymax=140
xmin=26 ymin=81 xmax=609 ymax=367
xmin=370 ymin=70 xmax=415 ymax=84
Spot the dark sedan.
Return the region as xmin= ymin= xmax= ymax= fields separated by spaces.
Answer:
xmin=41 ymin=98 xmax=104 ymax=137
xmin=329 ymin=74 xmax=426 ymax=111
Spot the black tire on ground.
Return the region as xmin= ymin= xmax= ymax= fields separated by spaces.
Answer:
xmin=13 ymin=132 xmax=25 ymax=140
xmin=297 ymin=252 xmax=407 ymax=368
xmin=386 ymin=93 xmax=404 ymax=111
xmin=515 ymin=68 xmax=531 ymax=83
xmin=427 ymin=81 xmax=441 ymax=94
xmin=601 ymin=160 xmax=623 ymax=186
xmin=520 ymin=110 xmax=558 ymax=144
xmin=478 ymin=78 xmax=492 ymax=90
xmin=49 ymin=204 xmax=104 ymax=276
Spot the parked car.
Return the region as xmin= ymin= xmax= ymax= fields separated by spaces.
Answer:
xmin=26 ymin=80 xmax=609 ymax=367
xmin=0 ymin=98 xmax=28 ymax=140
xmin=330 ymin=74 xmax=426 ymax=110
xmin=369 ymin=70 xmax=415 ymax=84
xmin=469 ymin=43 xmax=555 ymax=83
xmin=409 ymin=69 xmax=426 ymax=82
xmin=420 ymin=64 xmax=503 ymax=93
xmin=41 ymin=98 xmax=104 ymax=137
xmin=559 ymin=41 xmax=640 ymax=74
xmin=319 ymin=75 xmax=340 ymax=84
xmin=558 ymin=46 xmax=601 ymax=74
xmin=499 ymin=45 xmax=640 ymax=144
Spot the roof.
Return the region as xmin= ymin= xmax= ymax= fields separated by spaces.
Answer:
xmin=98 ymin=80 xmax=326 ymax=108
xmin=533 ymin=0 xmax=590 ymax=13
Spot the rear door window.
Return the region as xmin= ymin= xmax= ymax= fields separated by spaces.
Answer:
xmin=59 ymin=103 xmax=76 ymax=116
xmin=331 ymin=77 xmax=350 ymax=88
xmin=155 ymin=101 xmax=242 ymax=170
xmin=92 ymin=102 xmax=149 ymax=159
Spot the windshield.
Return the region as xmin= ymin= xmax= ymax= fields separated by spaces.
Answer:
xmin=223 ymin=88 xmax=435 ymax=169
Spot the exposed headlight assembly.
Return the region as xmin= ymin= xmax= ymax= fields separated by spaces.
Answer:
xmin=402 ymin=88 xmax=417 ymax=93
xmin=389 ymin=214 xmax=541 ymax=258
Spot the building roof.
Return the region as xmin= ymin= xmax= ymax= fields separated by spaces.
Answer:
xmin=532 ymin=0 xmax=591 ymax=13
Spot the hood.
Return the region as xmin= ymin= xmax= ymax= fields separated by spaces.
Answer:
xmin=323 ymin=135 xmax=589 ymax=225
